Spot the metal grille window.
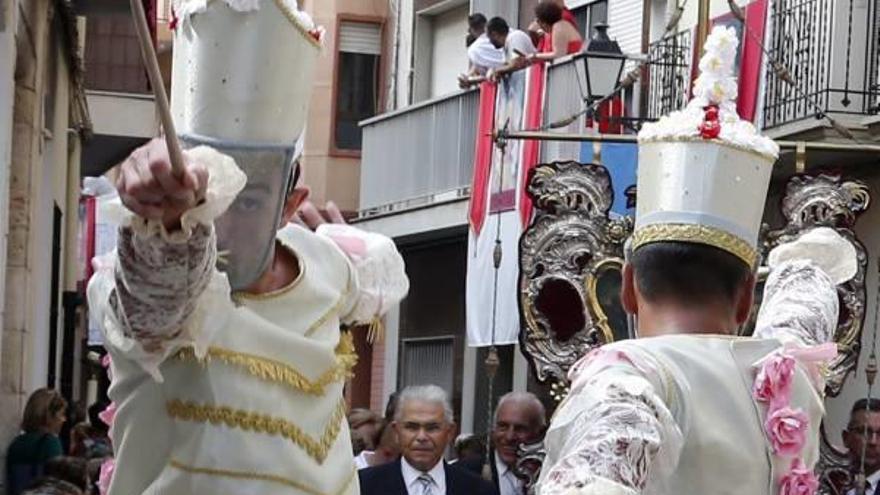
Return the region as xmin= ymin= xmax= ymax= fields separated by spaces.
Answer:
xmin=399 ymin=337 xmax=455 ymax=401
xmin=335 ymin=21 xmax=382 ymax=152
xmin=647 ymin=29 xmax=691 ymax=121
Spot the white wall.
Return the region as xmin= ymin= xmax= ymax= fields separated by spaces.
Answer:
xmin=608 ymin=0 xmax=643 ymax=59
xmin=429 ymin=4 xmax=469 ymax=98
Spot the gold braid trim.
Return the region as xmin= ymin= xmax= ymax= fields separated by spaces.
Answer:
xmin=168 ymin=459 xmax=356 ymax=495
xmin=631 ymin=223 xmax=757 ymax=267
xmin=166 ymin=399 xmax=347 ymax=463
xmin=174 ymin=332 xmax=358 ymax=395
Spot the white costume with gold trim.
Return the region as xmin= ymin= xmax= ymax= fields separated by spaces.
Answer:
xmin=88 ymin=150 xmax=407 ymax=494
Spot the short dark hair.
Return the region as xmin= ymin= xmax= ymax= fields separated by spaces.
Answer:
xmin=43 ymin=457 xmax=89 ymax=491
xmin=535 ymin=2 xmax=563 ymax=25
xmin=630 ymin=242 xmax=751 ymax=305
xmin=851 ymin=398 xmax=880 ymax=416
xmin=486 ymin=17 xmax=510 ymax=36
xmin=468 ymin=13 xmax=487 ymax=31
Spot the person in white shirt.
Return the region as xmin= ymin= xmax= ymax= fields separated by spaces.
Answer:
xmin=358 ymin=385 xmax=497 ymax=494
xmin=459 ymin=13 xmax=505 ymax=89
xmin=843 ymin=399 xmax=880 ymax=495
xmin=485 ymin=17 xmax=537 ymax=82
xmin=491 ymin=392 xmax=546 ymax=495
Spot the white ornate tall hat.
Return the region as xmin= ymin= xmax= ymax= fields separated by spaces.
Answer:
xmin=170 ymin=0 xmax=323 ymax=146
xmin=633 ymin=26 xmax=780 ymax=267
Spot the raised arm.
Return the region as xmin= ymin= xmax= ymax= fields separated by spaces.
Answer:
xmin=753 ymin=228 xmax=855 ymax=346
xmin=88 ymin=139 xmax=245 ymax=373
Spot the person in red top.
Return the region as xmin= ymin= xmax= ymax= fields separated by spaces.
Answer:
xmin=526 ymin=2 xmax=583 ymax=61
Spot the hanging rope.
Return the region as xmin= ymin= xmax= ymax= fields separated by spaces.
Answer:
xmin=482 ymin=121 xmax=509 ymax=481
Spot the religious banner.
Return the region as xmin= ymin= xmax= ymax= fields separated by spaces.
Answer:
xmin=467 ymin=65 xmax=543 ymax=347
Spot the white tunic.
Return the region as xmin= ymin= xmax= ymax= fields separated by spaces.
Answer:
xmin=88 ymin=147 xmax=407 ymax=495
xmin=537 ymin=260 xmax=839 ymax=495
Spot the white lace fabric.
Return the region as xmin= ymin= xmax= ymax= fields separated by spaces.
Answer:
xmin=88 ymin=146 xmax=244 ymax=381
xmin=537 ymin=259 xmax=838 ymax=495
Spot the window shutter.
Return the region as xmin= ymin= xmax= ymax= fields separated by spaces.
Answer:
xmin=339 ymin=22 xmax=382 ymax=55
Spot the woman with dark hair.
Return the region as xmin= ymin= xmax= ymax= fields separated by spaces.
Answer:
xmin=5 ymin=389 xmax=67 ymax=495
xmin=527 ymin=2 xmax=583 ymax=61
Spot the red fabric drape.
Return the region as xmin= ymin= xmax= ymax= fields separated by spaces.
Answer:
xmin=468 ymin=82 xmax=498 ymax=236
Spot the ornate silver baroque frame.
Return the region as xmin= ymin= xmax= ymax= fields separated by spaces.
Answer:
xmin=518 ymin=161 xmax=632 ymax=389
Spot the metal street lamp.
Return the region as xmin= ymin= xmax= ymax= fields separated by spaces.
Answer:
xmin=578 ymin=23 xmax=626 ymax=103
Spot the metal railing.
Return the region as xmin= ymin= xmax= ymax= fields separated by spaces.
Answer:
xmin=359 ymin=88 xmax=479 ymax=213
xmin=646 ymin=29 xmax=691 ymax=121
xmin=763 ymin=0 xmax=880 ymax=128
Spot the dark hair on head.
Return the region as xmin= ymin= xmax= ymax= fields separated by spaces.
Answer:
xmin=21 ymin=388 xmax=67 ymax=433
xmin=468 ymin=13 xmax=488 ymax=31
xmin=486 ymin=17 xmax=510 ymax=36
xmin=851 ymin=398 xmax=880 ymax=415
xmin=630 ymin=242 xmax=751 ymax=305
xmin=535 ymin=2 xmax=563 ymax=25
xmin=88 ymin=401 xmax=109 ymax=432
xmin=22 ymin=478 xmax=83 ymax=495
xmin=384 ymin=391 xmax=399 ymax=422
xmin=43 ymin=457 xmax=89 ymax=491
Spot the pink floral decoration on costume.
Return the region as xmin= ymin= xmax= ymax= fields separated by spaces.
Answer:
xmin=753 ymin=352 xmax=796 ymax=408
xmin=765 ymin=406 xmax=809 ymax=456
xmin=98 ymin=401 xmax=117 ymax=428
xmin=97 ymin=458 xmax=115 ymax=495
xmin=779 ymin=458 xmax=819 ymax=495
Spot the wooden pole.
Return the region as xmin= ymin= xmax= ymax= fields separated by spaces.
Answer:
xmin=129 ymin=0 xmax=186 ymax=178
xmin=694 ymin=0 xmax=711 ymax=60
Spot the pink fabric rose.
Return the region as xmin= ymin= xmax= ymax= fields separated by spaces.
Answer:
xmin=766 ymin=407 xmax=809 ymax=456
xmin=779 ymin=458 xmax=818 ymax=495
xmin=98 ymin=401 xmax=117 ymax=428
xmin=97 ymin=458 xmax=115 ymax=495
xmin=753 ymin=352 xmax=796 ymax=408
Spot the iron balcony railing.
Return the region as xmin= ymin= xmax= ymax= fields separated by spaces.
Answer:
xmin=359 ymin=88 xmax=479 ymax=215
xmin=764 ymin=0 xmax=880 ymax=129
xmin=646 ymin=29 xmax=692 ymax=121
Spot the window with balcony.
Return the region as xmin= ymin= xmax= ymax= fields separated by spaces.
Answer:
xmin=334 ymin=21 xmax=383 ymax=154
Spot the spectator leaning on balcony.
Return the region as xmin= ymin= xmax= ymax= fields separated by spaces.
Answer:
xmin=459 ymin=13 xmax=505 ymax=88
xmin=526 ymin=2 xmax=583 ymax=61
xmin=486 ymin=17 xmax=537 ymax=82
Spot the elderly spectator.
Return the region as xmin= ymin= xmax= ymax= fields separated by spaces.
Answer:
xmin=6 ymin=389 xmax=68 ymax=495
xmin=359 ymin=385 xmax=497 ymax=494
xmin=485 ymin=17 xmax=537 ymax=82
xmin=490 ymin=392 xmax=546 ymax=495
xmin=526 ymin=2 xmax=583 ymax=62
xmin=842 ymin=398 xmax=880 ymax=494
xmin=349 ymin=408 xmax=383 ymax=454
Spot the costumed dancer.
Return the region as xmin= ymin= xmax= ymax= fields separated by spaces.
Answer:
xmin=536 ymin=26 xmax=854 ymax=495
xmin=87 ymin=2 xmax=408 ymax=494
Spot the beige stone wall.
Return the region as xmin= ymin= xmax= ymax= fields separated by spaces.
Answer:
xmin=0 ymin=1 xmax=82 ymax=486
xmin=300 ymin=0 xmax=390 ymax=214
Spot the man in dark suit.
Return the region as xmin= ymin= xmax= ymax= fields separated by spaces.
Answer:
xmin=359 ymin=385 xmax=497 ymax=495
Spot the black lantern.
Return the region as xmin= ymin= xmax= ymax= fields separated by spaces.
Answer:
xmin=578 ymin=23 xmax=626 ymax=103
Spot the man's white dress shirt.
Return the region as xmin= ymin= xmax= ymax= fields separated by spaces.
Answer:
xmin=401 ymin=457 xmax=447 ymax=495
xmin=495 ymin=450 xmax=523 ymax=495
xmin=847 ymin=469 xmax=880 ymax=495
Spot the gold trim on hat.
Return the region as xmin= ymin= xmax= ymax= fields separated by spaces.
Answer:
xmin=631 ymin=223 xmax=757 ymax=267
xmin=638 ymin=135 xmax=778 ymax=162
